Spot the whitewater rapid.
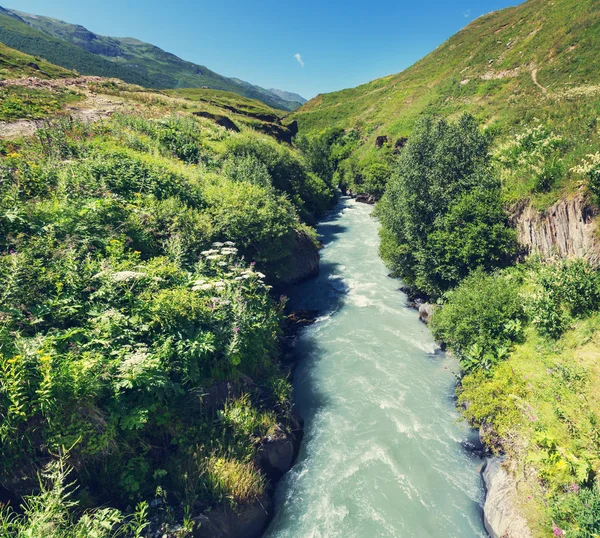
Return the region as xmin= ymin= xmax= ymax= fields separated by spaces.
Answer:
xmin=265 ymin=199 xmax=486 ymax=538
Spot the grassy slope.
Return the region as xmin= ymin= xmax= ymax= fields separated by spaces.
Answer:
xmin=0 ymin=40 xmax=74 ymax=79
xmin=291 ymin=0 xmax=600 ymax=206
xmin=293 ymin=0 xmax=600 ymax=135
xmin=0 ymin=7 xmax=304 ymax=111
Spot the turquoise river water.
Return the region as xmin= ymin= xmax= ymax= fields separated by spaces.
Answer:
xmin=264 ymin=198 xmax=487 ymax=538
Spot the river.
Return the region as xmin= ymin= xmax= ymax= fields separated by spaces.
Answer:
xmin=265 ymin=198 xmax=487 ymax=538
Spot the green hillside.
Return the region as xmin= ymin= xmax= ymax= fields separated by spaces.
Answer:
xmin=0 ymin=40 xmax=74 ymax=79
xmin=0 ymin=61 xmax=334 ymax=535
xmin=0 ymin=6 xmax=305 ymax=111
xmin=291 ymin=0 xmax=600 ymax=207
xmin=294 ymin=0 xmax=600 ymax=135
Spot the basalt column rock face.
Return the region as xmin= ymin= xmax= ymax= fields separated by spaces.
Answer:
xmin=482 ymin=458 xmax=532 ymax=538
xmin=512 ymin=196 xmax=600 ymax=265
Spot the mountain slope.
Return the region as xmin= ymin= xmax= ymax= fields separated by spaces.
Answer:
xmin=0 ymin=6 xmax=306 ymax=111
xmin=0 ymin=39 xmax=74 ymax=79
xmin=269 ymin=88 xmax=307 ymax=108
xmin=291 ymin=0 xmax=600 ymax=136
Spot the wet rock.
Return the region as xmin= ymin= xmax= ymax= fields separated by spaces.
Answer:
xmin=256 ymin=429 xmax=295 ymax=481
xmin=398 ymin=285 xmax=428 ymax=305
xmin=355 ymin=193 xmax=376 ymax=205
xmin=418 ymin=303 xmax=436 ymax=324
xmin=482 ymin=457 xmax=532 ymax=538
xmin=192 ymin=496 xmax=273 ymax=538
xmin=285 ymin=310 xmax=319 ymax=335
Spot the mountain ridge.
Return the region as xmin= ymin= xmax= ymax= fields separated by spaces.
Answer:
xmin=0 ymin=5 xmax=306 ymax=110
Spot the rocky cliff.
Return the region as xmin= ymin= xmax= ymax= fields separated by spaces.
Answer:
xmin=512 ymin=195 xmax=600 ymax=265
xmin=482 ymin=458 xmax=532 ymax=538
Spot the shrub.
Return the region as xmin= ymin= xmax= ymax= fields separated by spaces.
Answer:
xmin=0 ymin=458 xmax=148 ymax=538
xmin=550 ymin=483 xmax=600 ymax=538
xmin=526 ymin=260 xmax=600 ymax=338
xmin=430 ymin=270 xmax=525 ymax=372
xmin=224 ymin=132 xmax=335 ymax=221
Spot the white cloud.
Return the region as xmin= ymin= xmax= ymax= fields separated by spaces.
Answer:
xmin=464 ymin=9 xmax=471 ymax=18
xmin=294 ymin=53 xmax=305 ymax=68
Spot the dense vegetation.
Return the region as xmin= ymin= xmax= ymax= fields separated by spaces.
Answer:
xmin=0 ymin=7 xmax=304 ymax=111
xmin=378 ymin=115 xmax=517 ymax=297
xmin=0 ymin=83 xmax=335 ymax=535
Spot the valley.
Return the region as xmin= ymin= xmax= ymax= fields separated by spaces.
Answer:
xmin=1 ymin=0 xmax=600 ymax=537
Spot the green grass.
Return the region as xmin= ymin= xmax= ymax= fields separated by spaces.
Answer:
xmin=165 ymin=88 xmax=284 ymax=120
xmin=0 ymin=86 xmax=83 ymax=121
xmin=0 ymin=41 xmax=74 ymax=80
xmin=455 ymin=260 xmax=600 ymax=537
xmin=0 ymin=83 xmax=333 ymax=529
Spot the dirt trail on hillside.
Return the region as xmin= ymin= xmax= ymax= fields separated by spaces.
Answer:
xmin=0 ymin=77 xmax=128 ymax=139
xmin=532 ymin=68 xmax=548 ymax=94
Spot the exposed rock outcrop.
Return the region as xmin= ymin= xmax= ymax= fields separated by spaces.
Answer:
xmin=192 ymin=497 xmax=273 ymax=538
xmin=278 ymin=231 xmax=320 ymax=285
xmin=418 ymin=303 xmax=436 ymax=325
xmin=482 ymin=458 xmax=532 ymax=538
xmin=512 ymin=195 xmax=600 ymax=265
xmin=375 ymin=135 xmax=388 ymax=148
xmin=355 ymin=193 xmax=377 ymax=205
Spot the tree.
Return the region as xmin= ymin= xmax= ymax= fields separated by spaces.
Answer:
xmin=378 ymin=114 xmax=517 ymax=297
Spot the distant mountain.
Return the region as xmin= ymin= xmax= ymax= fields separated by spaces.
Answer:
xmin=269 ymin=88 xmax=307 ymax=106
xmin=0 ymin=6 xmax=303 ymax=111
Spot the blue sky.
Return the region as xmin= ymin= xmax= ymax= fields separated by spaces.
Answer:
xmin=6 ymin=0 xmax=519 ymax=99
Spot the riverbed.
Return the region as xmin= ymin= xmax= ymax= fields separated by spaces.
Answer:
xmin=265 ymin=199 xmax=486 ymax=538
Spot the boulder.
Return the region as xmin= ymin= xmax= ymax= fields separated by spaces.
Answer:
xmin=192 ymin=496 xmax=273 ymax=538
xmin=418 ymin=303 xmax=436 ymax=324
xmin=256 ymin=430 xmax=295 ymax=481
xmin=482 ymin=458 xmax=532 ymax=538
xmin=278 ymin=230 xmax=320 ymax=285
xmin=355 ymin=193 xmax=376 ymax=204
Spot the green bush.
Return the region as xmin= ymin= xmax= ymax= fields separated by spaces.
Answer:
xmin=0 ymin=109 xmax=319 ymax=517
xmin=550 ymin=483 xmax=600 ymax=538
xmin=527 ymin=259 xmax=600 ymax=339
xmin=430 ymin=270 xmax=525 ymax=372
xmin=225 ymin=132 xmax=335 ymax=222
xmin=0 ymin=458 xmax=148 ymax=538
